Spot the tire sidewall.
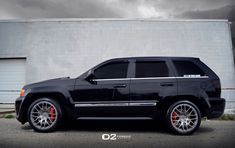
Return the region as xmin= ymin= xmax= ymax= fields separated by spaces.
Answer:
xmin=166 ymin=100 xmax=201 ymax=135
xmin=27 ymin=98 xmax=63 ymax=132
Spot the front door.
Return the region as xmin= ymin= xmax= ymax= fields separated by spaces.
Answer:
xmin=74 ymin=60 xmax=131 ymax=117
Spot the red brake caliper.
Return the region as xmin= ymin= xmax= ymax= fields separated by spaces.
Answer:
xmin=49 ymin=106 xmax=55 ymax=122
xmin=172 ymin=111 xmax=177 ymax=124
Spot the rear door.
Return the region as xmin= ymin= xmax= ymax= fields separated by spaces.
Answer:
xmin=129 ymin=58 xmax=177 ymax=117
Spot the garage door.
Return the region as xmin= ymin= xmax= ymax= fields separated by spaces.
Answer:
xmin=0 ymin=59 xmax=26 ymax=103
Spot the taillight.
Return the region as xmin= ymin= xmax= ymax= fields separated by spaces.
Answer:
xmin=20 ymin=89 xmax=25 ymax=97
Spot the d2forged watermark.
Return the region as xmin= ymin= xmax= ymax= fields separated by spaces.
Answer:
xmin=102 ymin=134 xmax=131 ymax=141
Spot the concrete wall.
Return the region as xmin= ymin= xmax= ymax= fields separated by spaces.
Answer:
xmin=0 ymin=19 xmax=234 ymax=112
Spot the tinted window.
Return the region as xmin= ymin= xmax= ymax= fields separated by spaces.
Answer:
xmin=173 ymin=60 xmax=205 ymax=76
xmin=94 ymin=62 xmax=128 ymax=79
xmin=135 ymin=61 xmax=169 ymax=78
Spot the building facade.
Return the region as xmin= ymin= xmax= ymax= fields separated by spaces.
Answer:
xmin=0 ymin=19 xmax=234 ymax=113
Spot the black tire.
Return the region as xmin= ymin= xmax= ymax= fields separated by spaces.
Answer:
xmin=166 ymin=100 xmax=201 ymax=135
xmin=27 ymin=98 xmax=63 ymax=132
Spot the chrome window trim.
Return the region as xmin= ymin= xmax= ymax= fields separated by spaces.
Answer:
xmin=131 ymin=77 xmax=175 ymax=80
xmin=94 ymin=78 xmax=130 ymax=81
xmin=93 ymin=76 xmax=209 ymax=81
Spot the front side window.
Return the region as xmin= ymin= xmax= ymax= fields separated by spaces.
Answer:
xmin=173 ymin=60 xmax=205 ymax=77
xmin=94 ymin=62 xmax=128 ymax=79
xmin=135 ymin=61 xmax=169 ymax=78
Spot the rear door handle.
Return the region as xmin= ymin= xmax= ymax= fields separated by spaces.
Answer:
xmin=114 ymin=84 xmax=127 ymax=88
xmin=160 ymin=83 xmax=174 ymax=87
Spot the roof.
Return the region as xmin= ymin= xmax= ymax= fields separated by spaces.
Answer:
xmin=107 ymin=56 xmax=199 ymax=61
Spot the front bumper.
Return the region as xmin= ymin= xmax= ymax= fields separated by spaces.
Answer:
xmin=206 ymin=98 xmax=225 ymax=119
xmin=15 ymin=96 xmax=26 ymax=124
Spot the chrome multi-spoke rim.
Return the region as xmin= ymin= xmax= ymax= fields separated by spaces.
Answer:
xmin=30 ymin=101 xmax=58 ymax=130
xmin=170 ymin=103 xmax=198 ymax=133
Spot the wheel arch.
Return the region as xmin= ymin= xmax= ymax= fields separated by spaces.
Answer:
xmin=156 ymin=95 xmax=209 ymax=117
xmin=20 ymin=92 xmax=74 ymax=124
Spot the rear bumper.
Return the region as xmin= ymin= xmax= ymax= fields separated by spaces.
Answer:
xmin=206 ymin=98 xmax=225 ymax=119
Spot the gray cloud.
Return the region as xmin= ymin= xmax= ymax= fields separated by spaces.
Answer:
xmin=0 ymin=0 xmax=234 ymax=20
xmin=175 ymin=3 xmax=235 ymax=51
xmin=181 ymin=6 xmax=235 ymax=20
xmin=0 ymin=0 xmax=122 ymax=18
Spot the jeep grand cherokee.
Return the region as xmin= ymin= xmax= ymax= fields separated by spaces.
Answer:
xmin=15 ymin=57 xmax=225 ymax=135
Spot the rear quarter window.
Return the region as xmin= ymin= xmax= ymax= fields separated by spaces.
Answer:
xmin=173 ymin=60 xmax=205 ymax=77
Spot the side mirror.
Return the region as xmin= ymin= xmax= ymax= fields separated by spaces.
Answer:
xmin=85 ymin=70 xmax=96 ymax=84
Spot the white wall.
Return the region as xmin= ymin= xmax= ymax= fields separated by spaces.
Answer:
xmin=0 ymin=19 xmax=234 ymax=112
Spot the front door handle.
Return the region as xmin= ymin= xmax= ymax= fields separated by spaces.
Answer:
xmin=114 ymin=84 xmax=127 ymax=88
xmin=160 ymin=83 xmax=174 ymax=87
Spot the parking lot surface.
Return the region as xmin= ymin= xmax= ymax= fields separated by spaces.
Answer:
xmin=0 ymin=119 xmax=235 ymax=148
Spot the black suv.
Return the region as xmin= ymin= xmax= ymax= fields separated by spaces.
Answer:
xmin=15 ymin=57 xmax=225 ymax=135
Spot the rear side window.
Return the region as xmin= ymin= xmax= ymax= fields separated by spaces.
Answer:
xmin=135 ymin=61 xmax=169 ymax=78
xmin=173 ymin=60 xmax=205 ymax=77
xmin=94 ymin=62 xmax=128 ymax=79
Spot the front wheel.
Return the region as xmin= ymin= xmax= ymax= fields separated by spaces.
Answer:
xmin=166 ymin=100 xmax=201 ymax=135
xmin=28 ymin=98 xmax=63 ymax=132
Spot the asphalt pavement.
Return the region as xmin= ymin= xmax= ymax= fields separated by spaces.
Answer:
xmin=0 ymin=119 xmax=235 ymax=148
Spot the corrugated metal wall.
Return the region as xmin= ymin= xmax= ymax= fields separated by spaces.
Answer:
xmin=0 ymin=59 xmax=26 ymax=103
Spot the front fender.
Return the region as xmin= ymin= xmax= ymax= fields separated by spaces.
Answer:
xmin=26 ymin=86 xmax=74 ymax=104
xmin=17 ymin=86 xmax=75 ymax=124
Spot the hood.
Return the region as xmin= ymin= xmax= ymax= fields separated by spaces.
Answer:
xmin=23 ymin=77 xmax=74 ymax=89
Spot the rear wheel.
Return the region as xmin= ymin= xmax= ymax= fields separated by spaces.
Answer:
xmin=28 ymin=98 xmax=63 ymax=132
xmin=166 ymin=100 xmax=201 ymax=135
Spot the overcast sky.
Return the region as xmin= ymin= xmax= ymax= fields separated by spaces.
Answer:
xmin=0 ymin=0 xmax=234 ymax=39
xmin=0 ymin=0 xmax=234 ymax=19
